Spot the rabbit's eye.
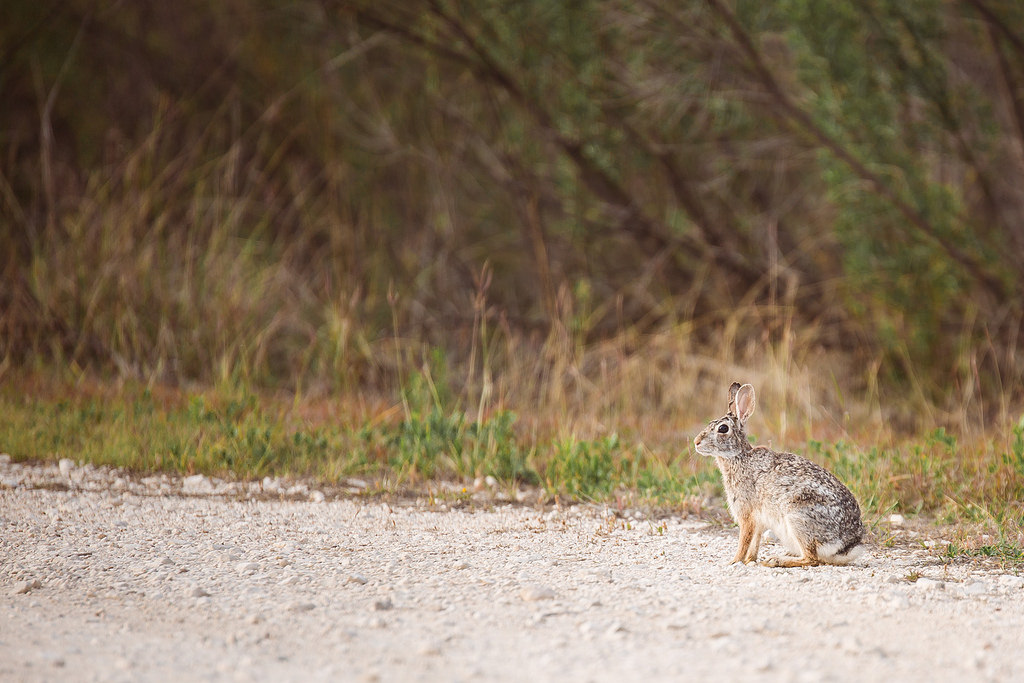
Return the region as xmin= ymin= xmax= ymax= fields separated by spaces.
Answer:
xmin=717 ymin=424 xmax=729 ymax=434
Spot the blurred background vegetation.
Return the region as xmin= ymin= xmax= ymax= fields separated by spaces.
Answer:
xmin=3 ymin=0 xmax=1024 ymax=440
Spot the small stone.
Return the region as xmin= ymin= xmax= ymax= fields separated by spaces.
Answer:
xmin=58 ymin=458 xmax=75 ymax=477
xmin=182 ymin=474 xmax=214 ymax=494
xmin=839 ymin=635 xmax=863 ymax=653
xmin=888 ymin=514 xmax=905 ymax=526
xmin=309 ymin=490 xmax=326 ymax=503
xmin=913 ymin=578 xmax=944 ymax=590
xmin=189 ymin=586 xmax=212 ymax=598
xmin=262 ymin=477 xmax=281 ymax=493
xmin=605 ymin=621 xmax=627 ymax=637
xmin=0 ymin=453 xmax=11 ymax=464
xmin=520 ymin=585 xmax=556 ymax=602
xmin=997 ymin=575 xmax=1024 ymax=590
xmin=290 ymin=602 xmax=316 ymax=612
xmin=236 ymin=562 xmax=259 ymax=574
xmin=485 ymin=475 xmax=498 ymax=488
xmin=452 ymin=561 xmax=470 ymax=571
xmin=373 ymin=597 xmax=393 ymax=611
xmin=962 ymin=580 xmax=988 ymax=596
xmin=347 ymin=574 xmax=369 ymax=585
xmin=13 ymin=579 xmax=42 ymax=595
xmin=885 ymin=590 xmax=910 ymax=609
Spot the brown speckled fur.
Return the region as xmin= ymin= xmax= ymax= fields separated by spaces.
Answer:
xmin=694 ymin=383 xmax=865 ymax=567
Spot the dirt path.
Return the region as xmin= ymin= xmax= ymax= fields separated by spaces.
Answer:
xmin=1 ymin=457 xmax=1022 ymax=682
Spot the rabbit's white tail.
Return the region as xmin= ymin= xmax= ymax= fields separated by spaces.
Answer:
xmin=818 ymin=539 xmax=867 ymax=565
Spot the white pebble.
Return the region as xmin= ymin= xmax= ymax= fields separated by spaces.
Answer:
xmin=888 ymin=514 xmax=905 ymax=526
xmin=605 ymin=621 xmax=627 ymax=637
xmin=962 ymin=581 xmax=988 ymax=596
xmin=886 ymin=590 xmax=910 ymax=609
xmin=997 ymin=575 xmax=1024 ymax=590
xmin=236 ymin=562 xmax=259 ymax=574
xmin=182 ymin=474 xmax=214 ymax=494
xmin=520 ymin=585 xmax=556 ymax=602
xmin=59 ymin=459 xmax=75 ymax=477
xmin=13 ymin=579 xmax=42 ymax=595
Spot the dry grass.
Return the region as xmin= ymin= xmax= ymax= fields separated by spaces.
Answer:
xmin=3 ymin=86 xmax=1023 ymax=560
xmin=3 ymin=314 xmax=1023 ymax=559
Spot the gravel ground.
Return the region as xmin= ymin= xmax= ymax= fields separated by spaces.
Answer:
xmin=2 ymin=455 xmax=1023 ymax=683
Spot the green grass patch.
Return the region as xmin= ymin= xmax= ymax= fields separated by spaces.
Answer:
xmin=0 ymin=387 xmax=359 ymax=481
xmin=0 ymin=380 xmax=707 ymax=504
xmin=358 ymin=408 xmax=537 ymax=485
xmin=1 ymin=377 xmax=1022 ymax=559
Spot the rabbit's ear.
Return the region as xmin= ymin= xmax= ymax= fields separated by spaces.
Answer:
xmin=727 ymin=382 xmax=742 ymax=415
xmin=734 ymin=384 xmax=756 ymax=423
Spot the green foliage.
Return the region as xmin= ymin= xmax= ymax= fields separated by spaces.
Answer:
xmin=638 ymin=460 xmax=722 ymax=505
xmin=545 ymin=434 xmax=626 ymax=499
xmin=945 ymin=539 xmax=1024 ymax=564
xmin=1002 ymin=416 xmax=1024 ymax=478
xmin=0 ymin=388 xmax=350 ymax=480
xmin=362 ymin=407 xmax=536 ymax=484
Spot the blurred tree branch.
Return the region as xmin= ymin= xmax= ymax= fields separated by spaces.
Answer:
xmin=704 ymin=0 xmax=1016 ymax=309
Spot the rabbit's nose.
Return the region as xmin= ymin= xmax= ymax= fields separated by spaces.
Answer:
xmin=694 ymin=434 xmax=703 ymax=446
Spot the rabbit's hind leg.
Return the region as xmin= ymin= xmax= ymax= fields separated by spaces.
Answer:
xmin=760 ymin=554 xmax=821 ymax=568
xmin=761 ymin=539 xmax=820 ymax=568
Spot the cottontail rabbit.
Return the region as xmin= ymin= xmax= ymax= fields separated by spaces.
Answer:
xmin=693 ymin=383 xmax=865 ymax=567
